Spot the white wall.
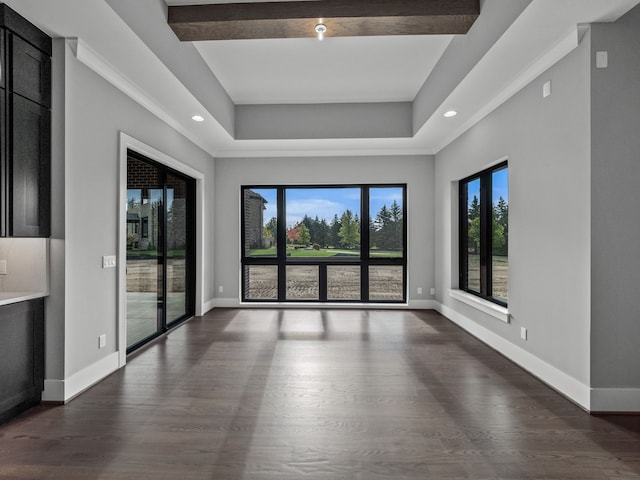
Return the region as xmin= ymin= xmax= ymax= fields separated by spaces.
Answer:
xmin=45 ymin=40 xmax=216 ymax=401
xmin=435 ymin=32 xmax=592 ymax=404
xmin=214 ymin=155 xmax=434 ymax=307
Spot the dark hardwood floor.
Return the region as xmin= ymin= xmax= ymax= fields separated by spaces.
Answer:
xmin=1 ymin=308 xmax=639 ymax=479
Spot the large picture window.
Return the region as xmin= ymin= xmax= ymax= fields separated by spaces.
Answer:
xmin=459 ymin=162 xmax=508 ymax=306
xmin=241 ymin=185 xmax=406 ymax=303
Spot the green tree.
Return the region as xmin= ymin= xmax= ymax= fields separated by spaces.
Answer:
xmin=389 ymin=200 xmax=403 ymax=250
xmin=374 ymin=205 xmax=392 ymax=249
xmin=264 ymin=217 xmax=277 ymax=239
xmin=492 ymin=220 xmax=505 ymax=254
xmin=298 ymin=223 xmax=311 ymax=246
xmin=368 ymin=217 xmax=377 ymax=250
xmin=338 ymin=210 xmax=360 ymax=249
xmin=469 ymin=195 xmax=480 ymax=220
xmin=467 ymin=195 xmax=481 ymax=253
xmin=316 ymin=218 xmax=330 ymax=247
xmin=493 ymin=197 xmax=508 ymax=256
xmin=495 ymin=197 xmax=508 ymax=255
xmin=468 ymin=216 xmax=480 ymax=254
xmin=301 ymin=215 xmax=315 ymax=241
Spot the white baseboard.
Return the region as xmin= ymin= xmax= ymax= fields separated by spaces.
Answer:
xmin=42 ymin=379 xmax=65 ymax=402
xmin=408 ymin=299 xmax=438 ymax=309
xmin=435 ymin=302 xmax=592 ymax=411
xmin=200 ymin=298 xmax=216 ymax=314
xmin=43 ymin=352 xmax=120 ymax=403
xmin=213 ymin=298 xmax=436 ymax=310
xmin=214 ymin=298 xmax=241 ymax=308
xmin=590 ymin=388 xmax=640 ymax=413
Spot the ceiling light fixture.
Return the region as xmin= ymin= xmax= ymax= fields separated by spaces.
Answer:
xmin=444 ymin=110 xmax=458 ymax=118
xmin=192 ymin=115 xmax=205 ymax=122
xmin=315 ymin=23 xmax=327 ymax=40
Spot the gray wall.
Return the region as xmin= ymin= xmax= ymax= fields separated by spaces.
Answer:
xmin=590 ymin=6 xmax=640 ymax=389
xmin=49 ymin=40 xmax=216 ymax=385
xmin=214 ymin=155 xmax=434 ymax=305
xmin=235 ymin=103 xmax=413 ymax=140
xmin=435 ymin=32 xmax=592 ymax=385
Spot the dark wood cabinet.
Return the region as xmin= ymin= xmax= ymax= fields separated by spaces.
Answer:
xmin=0 ymin=5 xmax=51 ymax=237
xmin=10 ymin=34 xmax=51 ymax=108
xmin=0 ymin=298 xmax=45 ymax=424
xmin=10 ymin=94 xmax=51 ymax=237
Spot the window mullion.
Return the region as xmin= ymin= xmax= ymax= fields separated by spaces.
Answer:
xmin=479 ymin=175 xmax=489 ymax=298
xmin=277 ymin=188 xmax=286 ymax=301
xmin=485 ymin=172 xmax=493 ymax=299
xmin=459 ymin=183 xmax=468 ymax=290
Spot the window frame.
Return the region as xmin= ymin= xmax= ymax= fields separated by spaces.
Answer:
xmin=459 ymin=161 xmax=508 ymax=307
xmin=241 ymin=184 xmax=407 ymax=303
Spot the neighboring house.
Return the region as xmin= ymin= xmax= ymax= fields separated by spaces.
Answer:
xmin=243 ymin=189 xmax=267 ymax=251
xmin=126 ymin=201 xmax=157 ymax=251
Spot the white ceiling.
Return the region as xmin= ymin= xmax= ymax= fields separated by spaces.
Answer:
xmin=195 ymin=35 xmax=453 ymax=104
xmin=4 ymin=0 xmax=640 ymax=158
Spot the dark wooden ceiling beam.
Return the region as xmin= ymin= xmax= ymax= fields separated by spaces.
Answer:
xmin=168 ymin=0 xmax=480 ymax=41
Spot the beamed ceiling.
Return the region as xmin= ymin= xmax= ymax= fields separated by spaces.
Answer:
xmin=168 ymin=0 xmax=481 ymax=41
xmin=3 ymin=0 xmax=640 ymax=158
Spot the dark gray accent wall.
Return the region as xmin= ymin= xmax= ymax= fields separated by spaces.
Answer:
xmin=590 ymin=4 xmax=640 ymax=389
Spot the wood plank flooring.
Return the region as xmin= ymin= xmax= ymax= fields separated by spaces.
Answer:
xmin=1 ymin=308 xmax=639 ymax=479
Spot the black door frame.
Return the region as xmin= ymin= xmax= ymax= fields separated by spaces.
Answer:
xmin=126 ymin=150 xmax=196 ymax=353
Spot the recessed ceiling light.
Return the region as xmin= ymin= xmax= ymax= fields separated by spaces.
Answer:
xmin=444 ymin=110 xmax=458 ymax=118
xmin=192 ymin=115 xmax=205 ymax=122
xmin=315 ymin=23 xmax=327 ymax=40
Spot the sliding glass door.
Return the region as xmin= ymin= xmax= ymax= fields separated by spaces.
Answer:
xmin=126 ymin=151 xmax=195 ymax=352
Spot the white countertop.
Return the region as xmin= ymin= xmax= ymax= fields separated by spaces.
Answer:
xmin=0 ymin=291 xmax=49 ymax=306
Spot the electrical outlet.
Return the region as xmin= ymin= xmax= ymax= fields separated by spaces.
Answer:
xmin=430 ymin=288 xmax=435 ymax=295
xmin=102 ymin=255 xmax=116 ymax=268
xmin=0 ymin=259 xmax=7 ymax=275
xmin=417 ymin=287 xmax=423 ymax=295
xmin=520 ymin=327 xmax=527 ymax=341
xmin=99 ymin=334 xmax=107 ymax=349
xmin=218 ymin=285 xmax=224 ymax=293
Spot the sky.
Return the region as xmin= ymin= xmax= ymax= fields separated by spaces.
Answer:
xmin=251 ymin=187 xmax=404 ymax=228
xmin=466 ymin=167 xmax=509 ymax=206
xmin=127 ymin=189 xmax=175 ymax=209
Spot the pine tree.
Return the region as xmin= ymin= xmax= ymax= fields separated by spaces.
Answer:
xmin=469 ymin=195 xmax=480 ymax=220
xmin=389 ymin=200 xmax=403 ymax=250
xmin=338 ymin=210 xmax=360 ymax=249
xmin=375 ymin=205 xmax=392 ymax=249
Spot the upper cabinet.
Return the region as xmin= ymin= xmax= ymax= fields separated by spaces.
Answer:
xmin=0 ymin=5 xmax=51 ymax=237
xmin=11 ymin=34 xmax=51 ymax=108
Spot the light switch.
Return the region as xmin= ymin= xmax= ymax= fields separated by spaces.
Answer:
xmin=543 ymin=80 xmax=552 ymax=98
xmin=0 ymin=259 xmax=6 ymax=275
xmin=102 ymin=255 xmax=116 ymax=268
xmin=596 ymin=51 xmax=608 ymax=69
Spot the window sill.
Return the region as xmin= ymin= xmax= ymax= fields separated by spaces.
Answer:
xmin=448 ymin=289 xmax=510 ymax=323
